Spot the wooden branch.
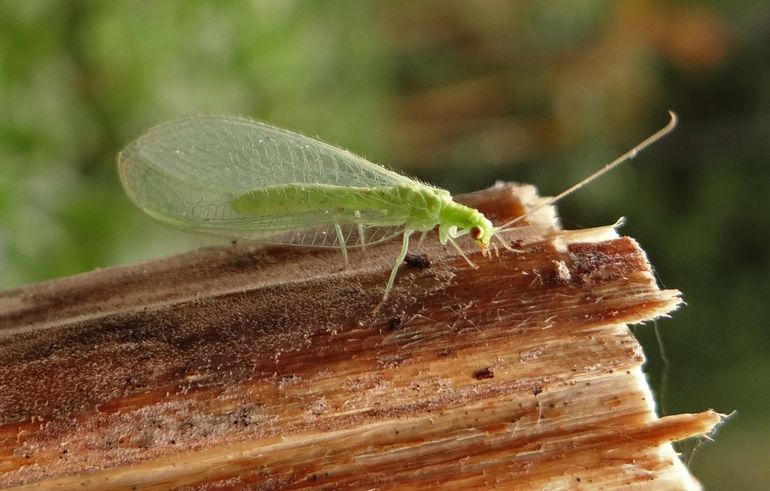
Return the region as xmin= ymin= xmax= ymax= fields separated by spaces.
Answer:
xmin=0 ymin=184 xmax=720 ymax=489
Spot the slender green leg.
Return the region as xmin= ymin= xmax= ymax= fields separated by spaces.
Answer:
xmin=334 ymin=224 xmax=349 ymax=266
xmin=493 ymin=234 xmax=515 ymax=252
xmin=416 ymin=230 xmax=427 ymax=248
xmin=447 ymin=237 xmax=477 ymax=268
xmin=358 ymin=224 xmax=366 ymax=250
xmin=383 ymin=229 xmax=414 ymax=301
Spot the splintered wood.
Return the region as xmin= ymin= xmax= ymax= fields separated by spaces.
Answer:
xmin=0 ymin=184 xmax=719 ymax=490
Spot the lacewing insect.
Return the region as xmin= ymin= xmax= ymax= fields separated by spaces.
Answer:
xmin=117 ymin=112 xmax=677 ymax=300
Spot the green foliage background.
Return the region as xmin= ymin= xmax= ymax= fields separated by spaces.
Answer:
xmin=1 ymin=1 xmax=768 ymax=487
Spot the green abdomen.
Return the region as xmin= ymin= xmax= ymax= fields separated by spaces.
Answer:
xmin=232 ymin=183 xmax=419 ymax=226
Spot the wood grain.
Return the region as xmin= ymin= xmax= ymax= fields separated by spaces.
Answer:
xmin=0 ymin=184 xmax=720 ymax=489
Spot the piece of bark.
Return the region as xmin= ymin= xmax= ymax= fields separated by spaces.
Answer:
xmin=0 ymin=183 xmax=720 ymax=490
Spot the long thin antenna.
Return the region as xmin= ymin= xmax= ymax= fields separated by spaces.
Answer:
xmin=498 ymin=111 xmax=678 ymax=231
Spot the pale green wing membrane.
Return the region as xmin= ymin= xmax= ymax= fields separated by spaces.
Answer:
xmin=117 ymin=115 xmax=415 ymax=247
xmin=268 ymin=223 xmax=407 ymax=248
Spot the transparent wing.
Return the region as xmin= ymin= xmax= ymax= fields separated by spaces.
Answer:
xmin=266 ymin=224 xmax=407 ymax=249
xmin=163 ymin=205 xmax=408 ymax=248
xmin=117 ymin=116 xmax=420 ymax=247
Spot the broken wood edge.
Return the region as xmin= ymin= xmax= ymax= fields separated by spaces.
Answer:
xmin=0 ymin=183 xmax=722 ymax=489
xmin=6 ymin=411 xmax=724 ymax=491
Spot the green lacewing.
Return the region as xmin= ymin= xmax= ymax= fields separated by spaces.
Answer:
xmin=117 ymin=113 xmax=676 ymax=300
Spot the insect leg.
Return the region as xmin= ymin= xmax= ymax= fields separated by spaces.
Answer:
xmin=490 ymin=242 xmax=500 ymax=259
xmin=334 ymin=224 xmax=349 ymax=266
xmin=358 ymin=224 xmax=366 ymax=250
xmin=416 ymin=230 xmax=428 ymax=248
xmin=383 ymin=229 xmax=414 ymax=301
xmin=447 ymin=237 xmax=478 ymax=269
xmin=493 ymin=234 xmax=515 ymax=252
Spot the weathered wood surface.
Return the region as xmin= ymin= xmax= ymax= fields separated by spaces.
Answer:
xmin=0 ymin=184 xmax=719 ymax=489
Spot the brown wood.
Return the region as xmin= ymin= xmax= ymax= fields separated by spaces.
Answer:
xmin=0 ymin=184 xmax=720 ymax=489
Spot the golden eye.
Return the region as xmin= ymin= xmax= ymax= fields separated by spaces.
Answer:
xmin=470 ymin=226 xmax=483 ymax=240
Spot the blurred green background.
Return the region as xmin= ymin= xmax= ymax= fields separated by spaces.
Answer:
xmin=1 ymin=1 xmax=767 ymax=487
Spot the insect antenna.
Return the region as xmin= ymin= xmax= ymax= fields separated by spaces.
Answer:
xmin=496 ymin=111 xmax=678 ymax=233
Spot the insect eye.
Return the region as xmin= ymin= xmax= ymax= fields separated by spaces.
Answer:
xmin=470 ymin=226 xmax=483 ymax=240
